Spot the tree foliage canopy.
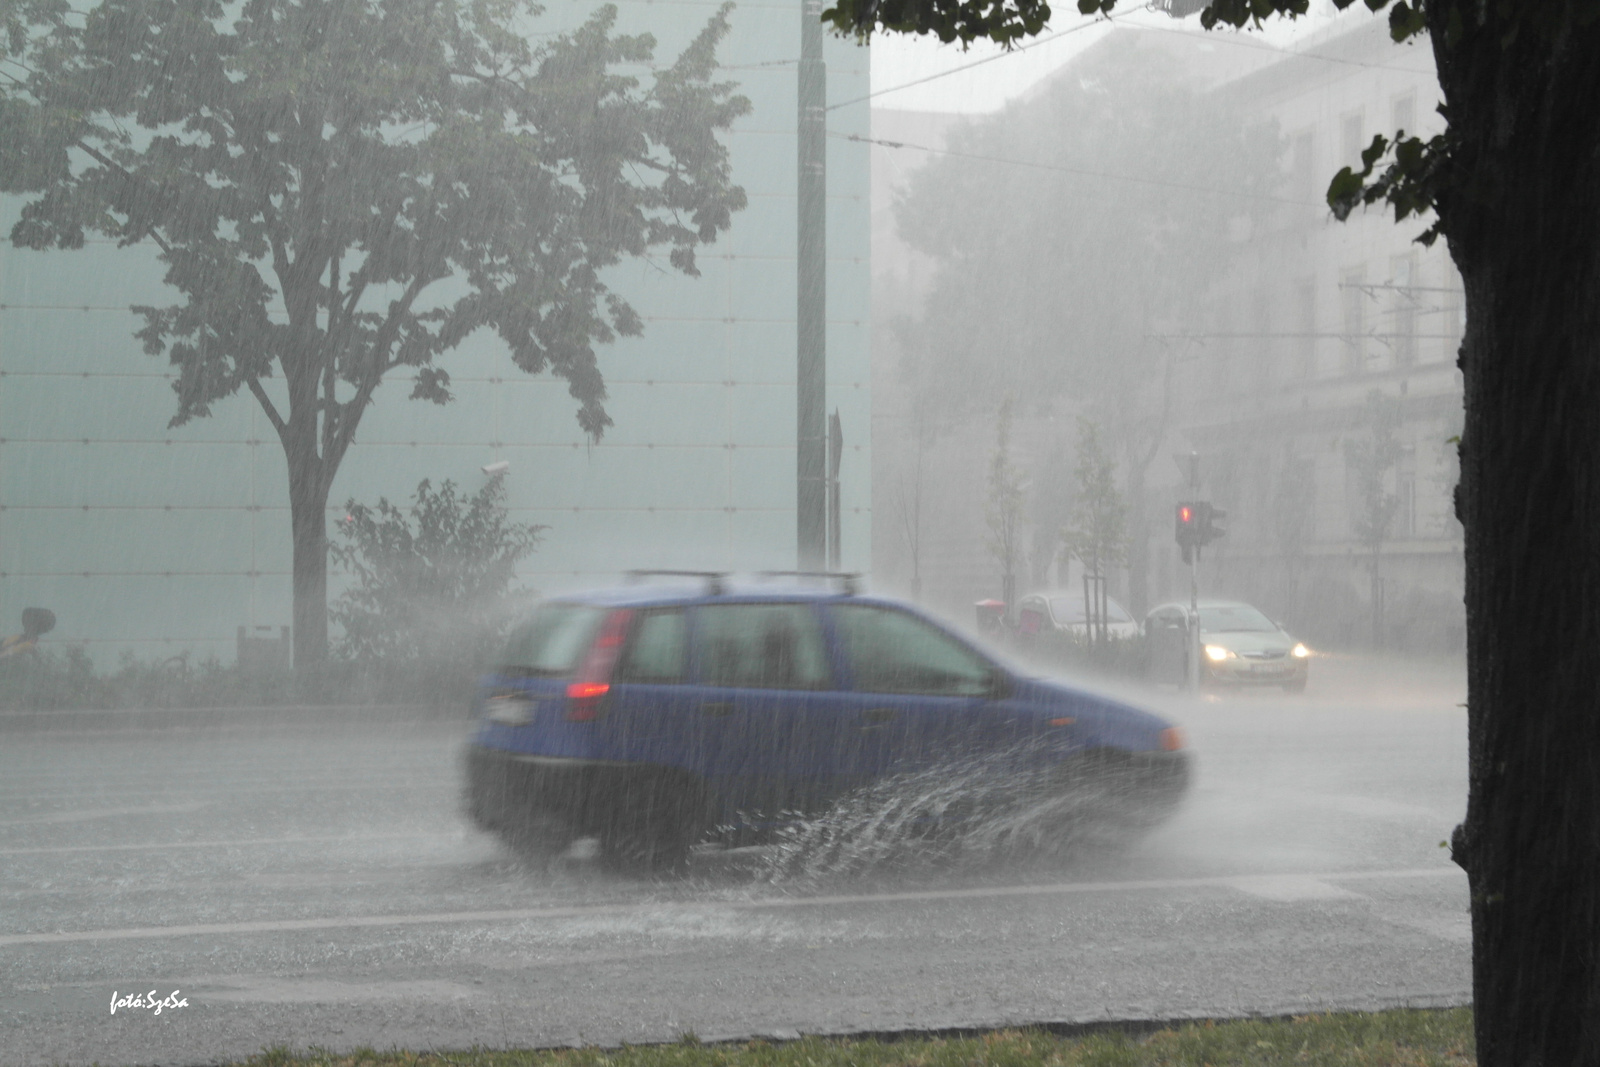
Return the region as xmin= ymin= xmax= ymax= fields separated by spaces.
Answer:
xmin=890 ymin=36 xmax=1276 ymax=423
xmin=1059 ymin=418 xmax=1126 ymax=578
xmin=0 ymin=0 xmax=750 ymax=446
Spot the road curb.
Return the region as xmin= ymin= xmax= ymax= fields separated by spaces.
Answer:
xmin=702 ymin=1000 xmax=1474 ymax=1050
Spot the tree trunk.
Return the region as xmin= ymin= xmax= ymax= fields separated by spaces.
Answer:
xmin=1435 ymin=8 xmax=1600 ymax=1062
xmin=1126 ymin=452 xmax=1151 ymax=617
xmin=1370 ymin=546 xmax=1382 ymax=650
xmin=286 ymin=428 xmax=330 ymax=676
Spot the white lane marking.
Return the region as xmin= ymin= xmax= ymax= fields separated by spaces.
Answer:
xmin=1226 ymin=874 xmax=1360 ymax=901
xmin=0 ymin=866 xmax=1464 ymax=948
xmin=0 ymin=781 xmax=453 ymax=802
xmin=202 ymin=978 xmax=479 ymax=1005
xmin=0 ymin=832 xmax=448 ymax=856
xmin=0 ymin=802 xmax=207 ymax=827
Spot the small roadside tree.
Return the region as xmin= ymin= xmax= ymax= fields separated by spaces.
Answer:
xmin=330 ymin=475 xmax=543 ymax=687
xmin=1269 ymin=448 xmax=1316 ymax=626
xmin=0 ymin=0 xmax=750 ymax=672
xmin=1058 ymin=418 xmax=1127 ymax=642
xmin=1344 ymin=389 xmax=1404 ymax=648
xmin=985 ymin=397 xmax=1027 ymax=612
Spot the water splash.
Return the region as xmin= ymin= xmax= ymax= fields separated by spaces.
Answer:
xmin=757 ymin=750 xmax=1168 ymax=887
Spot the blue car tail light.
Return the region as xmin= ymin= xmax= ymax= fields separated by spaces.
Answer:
xmin=564 ymin=608 xmax=634 ymax=722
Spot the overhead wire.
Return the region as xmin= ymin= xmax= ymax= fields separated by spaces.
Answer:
xmin=834 ymin=130 xmax=1319 ymax=208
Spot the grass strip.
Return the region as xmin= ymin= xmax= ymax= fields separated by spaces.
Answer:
xmin=240 ymin=1008 xmax=1474 ymax=1067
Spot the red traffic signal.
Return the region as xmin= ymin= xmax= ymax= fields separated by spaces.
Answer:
xmin=1175 ymin=502 xmax=1198 ymax=541
xmin=1175 ymin=501 xmax=1199 ymax=562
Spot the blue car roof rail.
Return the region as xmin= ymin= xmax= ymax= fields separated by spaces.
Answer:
xmin=756 ymin=570 xmax=861 ymax=596
xmin=624 ymin=569 xmax=729 ymax=595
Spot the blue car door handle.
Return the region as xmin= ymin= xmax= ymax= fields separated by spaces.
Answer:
xmin=701 ymin=701 xmax=736 ymax=717
xmin=859 ymin=707 xmax=897 ymax=728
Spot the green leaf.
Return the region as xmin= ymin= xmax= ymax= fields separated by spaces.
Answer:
xmin=1388 ymin=0 xmax=1426 ymax=41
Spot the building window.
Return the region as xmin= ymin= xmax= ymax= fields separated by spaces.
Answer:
xmin=1342 ymin=267 xmax=1367 ymax=375
xmin=1396 ymin=472 xmax=1416 ymax=539
xmin=1341 ymin=109 xmax=1366 ymax=169
xmin=1291 ymin=129 xmax=1316 ymax=203
xmin=1392 ymin=91 xmax=1416 ymax=138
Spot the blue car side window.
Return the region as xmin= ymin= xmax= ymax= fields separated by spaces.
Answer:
xmin=695 ymin=603 xmax=831 ymax=690
xmin=831 ymin=605 xmax=992 ymax=696
xmin=614 ymin=609 xmax=687 ymax=685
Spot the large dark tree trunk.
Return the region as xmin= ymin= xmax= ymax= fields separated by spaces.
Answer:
xmin=1436 ymin=6 xmax=1600 ymax=1062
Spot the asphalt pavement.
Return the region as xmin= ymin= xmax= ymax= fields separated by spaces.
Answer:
xmin=0 ymin=654 xmax=1470 ymax=1066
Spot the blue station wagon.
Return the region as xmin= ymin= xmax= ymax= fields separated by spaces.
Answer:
xmin=464 ymin=572 xmax=1190 ymax=871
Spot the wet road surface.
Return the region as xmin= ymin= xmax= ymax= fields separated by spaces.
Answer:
xmin=0 ymin=656 xmax=1469 ymax=1065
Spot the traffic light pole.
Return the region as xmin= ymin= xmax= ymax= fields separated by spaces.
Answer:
xmin=1188 ymin=547 xmax=1201 ymax=693
xmin=1177 ymin=452 xmax=1202 ymax=693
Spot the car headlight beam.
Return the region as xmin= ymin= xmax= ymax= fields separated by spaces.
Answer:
xmin=1292 ymin=642 xmax=1310 ymax=658
xmin=1204 ymin=644 xmax=1233 ymax=662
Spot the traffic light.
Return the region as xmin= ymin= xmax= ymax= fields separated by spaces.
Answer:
xmin=1177 ymin=500 xmax=1227 ymax=561
xmin=1199 ymin=502 xmax=1227 ymax=545
xmin=1175 ymin=501 xmax=1199 ymax=563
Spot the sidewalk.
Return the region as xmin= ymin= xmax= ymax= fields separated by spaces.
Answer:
xmin=1031 ymin=649 xmax=1468 ymax=715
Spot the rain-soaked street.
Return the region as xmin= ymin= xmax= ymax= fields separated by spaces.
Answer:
xmin=0 ymin=656 xmax=1468 ymax=1066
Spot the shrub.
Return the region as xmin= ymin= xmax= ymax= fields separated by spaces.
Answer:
xmin=330 ymin=476 xmax=545 ymax=700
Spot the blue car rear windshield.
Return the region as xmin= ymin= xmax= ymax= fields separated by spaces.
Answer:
xmin=497 ymin=603 xmax=606 ymax=677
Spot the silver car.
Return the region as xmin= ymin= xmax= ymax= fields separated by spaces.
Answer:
xmin=1017 ymin=590 xmax=1141 ymax=640
xmin=1145 ymin=599 xmax=1310 ymax=692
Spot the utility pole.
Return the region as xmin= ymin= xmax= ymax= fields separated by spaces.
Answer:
xmin=796 ymin=0 xmax=827 ymax=570
xmin=827 ymin=410 xmax=843 ymax=569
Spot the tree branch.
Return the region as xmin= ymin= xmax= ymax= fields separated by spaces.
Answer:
xmin=247 ymin=376 xmax=290 ymax=444
xmin=69 ymin=139 xmax=174 ymax=257
xmin=324 ymin=270 xmax=435 ymax=470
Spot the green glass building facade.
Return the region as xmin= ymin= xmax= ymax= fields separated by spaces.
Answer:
xmin=0 ymin=0 xmax=872 ymax=663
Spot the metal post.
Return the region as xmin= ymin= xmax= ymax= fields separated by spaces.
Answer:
xmin=1183 ymin=451 xmax=1202 ymax=692
xmin=827 ymin=409 xmax=843 ymax=569
xmin=796 ymin=0 xmax=827 ymax=570
xmin=1188 ymin=548 xmax=1201 ymax=692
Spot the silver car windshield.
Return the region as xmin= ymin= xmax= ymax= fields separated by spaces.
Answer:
xmin=1198 ymin=605 xmax=1278 ymax=633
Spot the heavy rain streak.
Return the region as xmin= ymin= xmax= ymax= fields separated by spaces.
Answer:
xmin=0 ymin=0 xmax=1467 ymax=1063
